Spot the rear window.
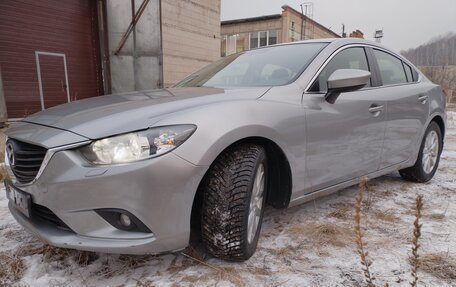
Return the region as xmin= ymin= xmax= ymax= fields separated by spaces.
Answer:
xmin=373 ymin=49 xmax=408 ymax=85
xmin=403 ymin=62 xmax=414 ymax=82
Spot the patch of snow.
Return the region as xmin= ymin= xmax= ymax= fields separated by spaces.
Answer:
xmin=447 ymin=111 xmax=456 ymax=128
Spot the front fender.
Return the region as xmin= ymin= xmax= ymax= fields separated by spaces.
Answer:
xmin=156 ymin=99 xmax=308 ymax=194
xmin=168 ymin=101 xmax=304 ymax=164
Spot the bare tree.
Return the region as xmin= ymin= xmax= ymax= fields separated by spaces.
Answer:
xmin=401 ymin=33 xmax=456 ymax=67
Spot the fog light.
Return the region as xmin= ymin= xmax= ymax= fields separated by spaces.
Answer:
xmin=96 ymin=209 xmax=152 ymax=233
xmin=119 ymin=213 xmax=132 ymax=227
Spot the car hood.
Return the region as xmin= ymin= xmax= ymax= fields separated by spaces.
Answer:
xmin=22 ymin=87 xmax=270 ymax=139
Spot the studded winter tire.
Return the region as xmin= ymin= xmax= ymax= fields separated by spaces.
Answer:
xmin=201 ymin=144 xmax=268 ymax=261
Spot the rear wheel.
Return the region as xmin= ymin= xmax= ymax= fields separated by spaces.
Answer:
xmin=399 ymin=121 xmax=442 ymax=182
xmin=201 ymin=144 xmax=267 ymax=261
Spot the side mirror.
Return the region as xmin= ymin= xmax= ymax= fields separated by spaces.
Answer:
xmin=325 ymin=69 xmax=371 ymax=104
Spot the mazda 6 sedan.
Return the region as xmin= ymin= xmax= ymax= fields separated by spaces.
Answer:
xmin=4 ymin=38 xmax=446 ymax=261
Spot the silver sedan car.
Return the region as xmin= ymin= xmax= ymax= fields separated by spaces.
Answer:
xmin=4 ymin=38 xmax=446 ymax=261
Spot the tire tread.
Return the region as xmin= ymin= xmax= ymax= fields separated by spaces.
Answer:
xmin=201 ymin=144 xmax=265 ymax=260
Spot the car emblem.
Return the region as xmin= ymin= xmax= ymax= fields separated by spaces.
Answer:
xmin=6 ymin=142 xmax=15 ymax=167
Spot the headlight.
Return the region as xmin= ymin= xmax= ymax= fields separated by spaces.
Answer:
xmin=81 ymin=125 xmax=196 ymax=165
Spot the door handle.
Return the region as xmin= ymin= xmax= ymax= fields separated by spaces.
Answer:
xmin=369 ymin=105 xmax=384 ymax=113
xmin=369 ymin=104 xmax=384 ymax=117
xmin=418 ymin=94 xmax=428 ymax=104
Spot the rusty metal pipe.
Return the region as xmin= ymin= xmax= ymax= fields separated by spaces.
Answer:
xmin=113 ymin=0 xmax=150 ymax=56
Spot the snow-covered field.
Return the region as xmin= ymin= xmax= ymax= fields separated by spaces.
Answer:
xmin=1 ymin=112 xmax=455 ymax=287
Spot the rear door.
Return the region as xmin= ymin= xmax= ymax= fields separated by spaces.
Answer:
xmin=370 ymin=49 xmax=429 ymax=168
xmin=304 ymin=46 xmax=386 ymax=192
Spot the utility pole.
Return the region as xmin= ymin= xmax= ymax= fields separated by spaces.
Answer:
xmin=300 ymin=2 xmax=313 ymax=40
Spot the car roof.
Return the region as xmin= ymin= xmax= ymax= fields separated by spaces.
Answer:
xmin=280 ymin=38 xmax=384 ymax=49
xmin=278 ymin=38 xmax=404 ymax=58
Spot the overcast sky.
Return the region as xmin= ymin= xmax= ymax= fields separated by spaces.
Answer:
xmin=221 ymin=0 xmax=456 ymax=52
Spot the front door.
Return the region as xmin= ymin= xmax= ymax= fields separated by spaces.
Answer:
xmin=304 ymin=46 xmax=386 ymax=192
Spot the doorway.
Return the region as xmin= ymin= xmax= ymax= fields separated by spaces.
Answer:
xmin=35 ymin=51 xmax=70 ymax=110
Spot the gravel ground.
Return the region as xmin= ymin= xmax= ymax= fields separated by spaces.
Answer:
xmin=0 ymin=112 xmax=455 ymax=287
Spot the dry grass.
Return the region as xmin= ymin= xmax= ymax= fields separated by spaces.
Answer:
xmin=178 ymin=251 xmax=245 ymax=286
xmin=0 ymin=127 xmax=6 ymax=164
xmin=372 ymin=210 xmax=400 ymax=223
xmin=219 ymin=266 xmax=246 ymax=287
xmin=0 ymin=165 xmax=6 ymax=182
xmin=0 ymin=241 xmax=100 ymax=285
xmin=416 ymin=253 xmax=456 ymax=280
xmin=288 ymin=223 xmax=352 ymax=247
xmin=428 ymin=213 xmax=445 ymax=220
xmin=410 ymin=195 xmax=423 ymax=287
xmin=166 ymin=255 xmax=195 ymax=274
xmin=377 ymin=188 xmax=394 ymax=199
xmin=96 ymin=254 xmax=154 ymax=279
xmin=329 ymin=202 xmax=353 ymax=219
xmin=14 ymin=242 xmax=98 ymax=266
xmin=0 ymin=252 xmax=25 ymax=286
xmin=312 ymin=224 xmax=352 ymax=247
xmin=354 ymin=177 xmax=376 ymax=287
xmin=135 ymin=279 xmax=156 ymax=287
xmin=353 ymin=177 xmax=428 ymax=287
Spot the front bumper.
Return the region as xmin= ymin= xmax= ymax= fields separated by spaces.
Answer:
xmin=7 ymin=148 xmax=207 ymax=255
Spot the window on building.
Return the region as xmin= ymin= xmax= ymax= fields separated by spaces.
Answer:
xmin=250 ymin=32 xmax=259 ymax=49
xmin=221 ymin=36 xmax=227 ymax=57
xmin=222 ymin=34 xmax=248 ymax=57
xmin=309 ymin=47 xmax=371 ymax=92
xmin=227 ymin=35 xmax=237 ymax=56
xmin=259 ymin=31 xmax=268 ymax=47
xmin=249 ymin=30 xmax=280 ymax=50
xmin=269 ymin=30 xmax=278 ymax=45
xmin=236 ymin=34 xmax=246 ymax=53
xmin=222 ymin=30 xmax=280 ymax=57
xmin=373 ymin=49 xmax=407 ymax=85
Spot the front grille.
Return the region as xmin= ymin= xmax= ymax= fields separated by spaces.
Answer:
xmin=31 ymin=203 xmax=72 ymax=232
xmin=6 ymin=139 xmax=47 ymax=184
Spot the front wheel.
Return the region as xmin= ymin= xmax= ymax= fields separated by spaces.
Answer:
xmin=201 ymin=144 xmax=267 ymax=261
xmin=399 ymin=121 xmax=442 ymax=182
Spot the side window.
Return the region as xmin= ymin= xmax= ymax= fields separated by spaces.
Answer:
xmin=403 ymin=62 xmax=414 ymax=82
xmin=309 ymin=47 xmax=370 ymax=92
xmin=373 ymin=49 xmax=407 ymax=85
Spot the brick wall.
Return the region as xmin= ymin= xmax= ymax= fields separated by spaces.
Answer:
xmin=281 ymin=5 xmax=340 ymax=41
xmin=349 ymin=30 xmax=364 ymax=39
xmin=222 ymin=18 xmax=282 ymax=41
xmin=161 ymin=0 xmax=221 ymax=87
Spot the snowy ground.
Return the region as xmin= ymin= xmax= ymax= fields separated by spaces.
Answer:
xmin=1 ymin=112 xmax=455 ymax=287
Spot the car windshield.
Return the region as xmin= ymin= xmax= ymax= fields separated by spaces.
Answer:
xmin=175 ymin=43 xmax=327 ymax=88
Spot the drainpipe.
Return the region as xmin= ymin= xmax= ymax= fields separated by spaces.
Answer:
xmin=300 ymin=4 xmax=304 ymax=40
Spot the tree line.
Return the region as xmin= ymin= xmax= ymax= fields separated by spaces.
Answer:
xmin=401 ymin=33 xmax=456 ymax=66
